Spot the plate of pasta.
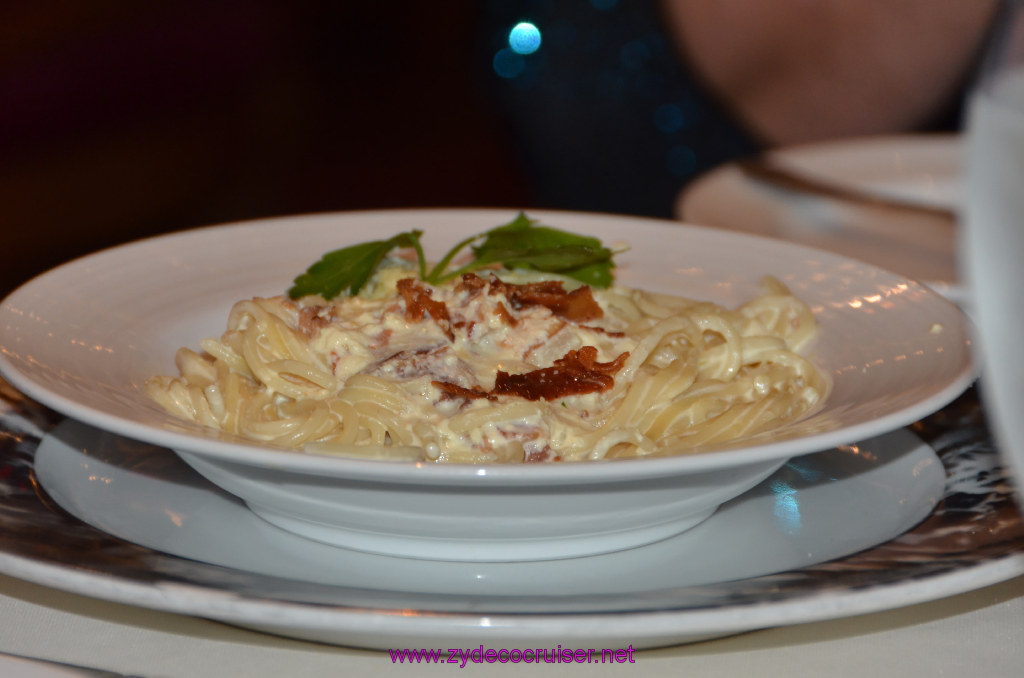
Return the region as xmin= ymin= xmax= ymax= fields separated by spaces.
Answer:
xmin=0 ymin=209 xmax=975 ymax=562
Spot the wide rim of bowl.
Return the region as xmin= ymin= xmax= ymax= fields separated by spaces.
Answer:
xmin=1 ymin=368 xmax=973 ymax=485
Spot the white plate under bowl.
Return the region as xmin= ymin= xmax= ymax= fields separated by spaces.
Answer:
xmin=0 ymin=209 xmax=976 ymax=562
xmin=34 ymin=419 xmax=943 ymax=603
xmin=678 ymin=134 xmax=963 ymax=293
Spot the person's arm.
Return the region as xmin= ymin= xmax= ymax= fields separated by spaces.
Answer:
xmin=661 ymin=0 xmax=998 ymax=145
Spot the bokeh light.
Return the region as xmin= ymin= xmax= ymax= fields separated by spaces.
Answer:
xmin=493 ymin=48 xmax=526 ymax=79
xmin=667 ymin=145 xmax=697 ymax=178
xmin=508 ymin=22 xmax=542 ymax=55
xmin=654 ymin=103 xmax=685 ymax=133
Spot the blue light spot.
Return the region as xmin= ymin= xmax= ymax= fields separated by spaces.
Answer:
xmin=770 ymin=478 xmax=802 ymax=532
xmin=509 ymin=22 xmax=541 ymax=55
xmin=493 ymin=48 xmax=526 ymax=79
xmin=666 ymin=145 xmax=697 ymax=178
xmin=654 ymin=103 xmax=685 ymax=133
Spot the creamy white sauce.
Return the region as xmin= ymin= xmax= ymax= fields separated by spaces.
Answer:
xmin=292 ymin=268 xmax=636 ymax=462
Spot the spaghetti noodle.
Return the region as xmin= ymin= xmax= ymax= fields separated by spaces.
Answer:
xmin=146 ymin=263 xmax=828 ymax=463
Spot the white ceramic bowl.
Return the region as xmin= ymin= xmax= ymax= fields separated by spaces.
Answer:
xmin=0 ymin=209 xmax=975 ymax=561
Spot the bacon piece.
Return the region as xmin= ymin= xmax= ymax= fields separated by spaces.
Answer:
xmin=452 ymin=319 xmax=476 ymax=334
xmin=455 ymin=273 xmax=488 ymax=295
xmin=486 ymin=276 xmax=603 ymax=322
xmin=371 ymin=328 xmax=393 ymax=350
xmin=367 ymin=346 xmax=475 ymax=387
xmin=433 ymin=380 xmax=495 ymax=401
xmin=296 ymin=305 xmax=333 ymax=337
xmin=525 ymin=447 xmax=555 ymax=463
xmin=397 ymin=278 xmax=453 ymax=341
xmin=492 ymin=347 xmax=628 ymax=401
xmin=431 ymin=346 xmax=628 ymax=403
xmin=579 ymin=324 xmax=626 ymax=338
xmin=494 ymin=301 xmax=517 ymax=326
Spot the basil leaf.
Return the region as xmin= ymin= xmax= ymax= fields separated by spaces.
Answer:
xmin=469 ymin=214 xmax=614 ymax=286
xmin=286 ymin=213 xmax=618 ymax=300
xmin=287 ymin=230 xmax=423 ymax=299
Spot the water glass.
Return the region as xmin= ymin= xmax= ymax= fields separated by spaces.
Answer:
xmin=963 ymin=0 xmax=1024 ymax=499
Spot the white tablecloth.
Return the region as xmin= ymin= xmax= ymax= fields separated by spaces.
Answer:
xmin=2 ymin=572 xmax=1022 ymax=677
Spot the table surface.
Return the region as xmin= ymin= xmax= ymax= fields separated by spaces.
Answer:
xmin=2 ymin=572 xmax=1023 ymax=677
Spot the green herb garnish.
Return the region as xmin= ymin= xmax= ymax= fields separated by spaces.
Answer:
xmin=287 ymin=213 xmax=616 ymax=300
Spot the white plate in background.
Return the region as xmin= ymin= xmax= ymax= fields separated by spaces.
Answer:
xmin=679 ymin=135 xmax=963 ymax=296
xmin=763 ymin=134 xmax=962 ymax=211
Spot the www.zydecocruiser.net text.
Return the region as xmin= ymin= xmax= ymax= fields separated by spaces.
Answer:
xmin=389 ymin=645 xmax=637 ymax=666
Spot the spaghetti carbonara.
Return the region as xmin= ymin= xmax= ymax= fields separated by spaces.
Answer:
xmin=146 ymin=263 xmax=828 ymax=463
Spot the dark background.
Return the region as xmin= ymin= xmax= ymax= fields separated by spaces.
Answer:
xmin=1 ymin=2 xmax=975 ymax=298
xmin=1 ymin=2 xmax=531 ymax=296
